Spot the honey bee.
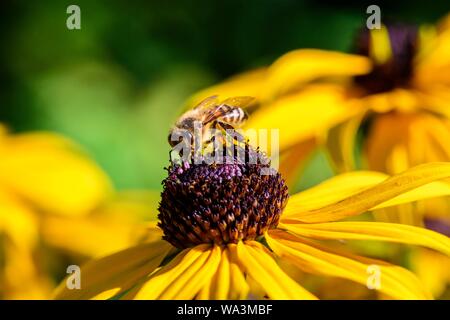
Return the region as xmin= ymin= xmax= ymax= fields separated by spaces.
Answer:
xmin=168 ymin=95 xmax=254 ymax=154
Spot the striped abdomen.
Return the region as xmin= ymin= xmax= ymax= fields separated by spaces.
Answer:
xmin=216 ymin=105 xmax=247 ymax=125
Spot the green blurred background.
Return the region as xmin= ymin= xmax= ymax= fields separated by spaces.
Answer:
xmin=1 ymin=0 xmax=449 ymax=191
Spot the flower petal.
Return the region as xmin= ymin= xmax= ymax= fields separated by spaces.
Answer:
xmin=197 ymin=245 xmax=249 ymax=300
xmin=366 ymin=112 xmax=450 ymax=174
xmin=53 ymin=240 xmax=172 ymax=300
xmin=415 ymin=28 xmax=450 ymax=87
xmin=41 ymin=191 xmax=161 ymax=258
xmin=282 ymin=171 xmax=389 ymax=216
xmin=280 ymin=221 xmax=450 ymax=256
xmin=0 ymin=131 xmax=112 ymax=216
xmin=0 ymin=190 xmax=38 ymax=249
xmin=266 ymin=49 xmax=371 ymax=98
xmin=267 ymin=230 xmax=432 ymax=299
xmin=197 ymin=249 xmax=230 ymax=300
xmin=419 ymin=88 xmax=450 ymax=119
xmin=411 ymin=249 xmax=450 ymax=297
xmin=283 ymin=163 xmax=450 ymax=223
xmin=0 ymin=190 xmax=50 ymax=299
xmin=236 ymin=241 xmax=317 ymax=300
xmin=41 ymin=215 xmax=153 ymax=258
xmin=245 ymin=84 xmax=362 ymax=152
xmin=129 ymin=245 xmax=221 ymax=300
xmin=326 ymin=112 xmax=366 ymax=172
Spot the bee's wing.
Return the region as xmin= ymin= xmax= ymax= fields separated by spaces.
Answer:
xmin=219 ymin=96 xmax=255 ymax=109
xmin=193 ymin=95 xmax=220 ymax=110
xmin=201 ymin=96 xmax=254 ymax=125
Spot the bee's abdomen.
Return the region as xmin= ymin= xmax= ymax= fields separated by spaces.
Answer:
xmin=221 ymin=107 xmax=247 ymax=124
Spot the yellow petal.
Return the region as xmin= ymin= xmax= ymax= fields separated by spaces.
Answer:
xmin=227 ymin=245 xmax=251 ymax=300
xmin=419 ymin=88 xmax=450 ymax=119
xmin=203 ymin=249 xmax=231 ymax=300
xmin=236 ymin=241 xmax=317 ymax=300
xmin=158 ymin=245 xmax=221 ymax=300
xmin=130 ymin=245 xmax=221 ymax=300
xmin=185 ymin=68 xmax=267 ymax=109
xmin=266 ymin=49 xmax=371 ymax=98
xmin=53 ymin=240 xmax=172 ymax=300
xmin=283 ymin=162 xmax=450 ymax=223
xmin=245 ymin=84 xmax=363 ymax=152
xmin=365 ymin=112 xmax=450 ymax=174
xmin=0 ymin=189 xmax=38 ymax=249
xmin=282 ymin=171 xmax=389 ymax=216
xmin=411 ymin=249 xmax=450 ymax=297
xmin=280 ymin=221 xmax=450 ymax=256
xmin=415 ymin=28 xmax=450 ymax=87
xmin=366 ymin=115 xmax=413 ymax=174
xmin=41 ymin=215 xmax=154 ymax=258
xmin=267 ymin=230 xmax=432 ymax=299
xmin=369 ymin=26 xmax=393 ymax=65
xmin=0 ymin=131 xmax=112 ymax=216
xmin=363 ymin=89 xmax=421 ymax=113
xmin=197 ymin=245 xmax=249 ymax=300
xmin=0 ymin=189 xmax=53 ymax=299
xmin=326 ymin=112 xmax=366 ymax=172
xmin=373 ymin=203 xmax=423 ymax=226
xmin=364 ymin=113 xmax=450 ymax=224
xmin=199 ymin=248 xmax=231 ymax=299
xmin=41 ymin=191 xmax=161 ymax=258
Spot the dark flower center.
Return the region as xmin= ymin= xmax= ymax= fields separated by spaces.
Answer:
xmin=424 ymin=218 xmax=450 ymax=237
xmin=158 ymin=146 xmax=289 ymax=248
xmin=354 ymin=24 xmax=418 ymax=94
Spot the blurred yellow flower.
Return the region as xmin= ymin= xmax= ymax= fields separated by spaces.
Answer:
xmin=186 ymin=14 xmax=450 ymax=297
xmin=0 ymin=125 xmax=154 ymax=299
xmin=55 ymin=162 xmax=450 ymax=300
xmin=41 ymin=191 xmax=161 ymax=258
xmin=0 ymin=125 xmax=110 ymax=215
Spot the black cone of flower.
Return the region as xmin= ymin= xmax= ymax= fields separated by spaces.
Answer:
xmin=158 ymin=145 xmax=289 ymax=249
xmin=354 ymin=23 xmax=418 ymax=94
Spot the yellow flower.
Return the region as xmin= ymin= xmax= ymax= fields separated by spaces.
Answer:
xmin=54 ymin=160 xmax=450 ymax=300
xmin=185 ymin=15 xmax=450 ymax=296
xmin=40 ymin=191 xmax=161 ymax=259
xmin=0 ymin=124 xmax=114 ymax=299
